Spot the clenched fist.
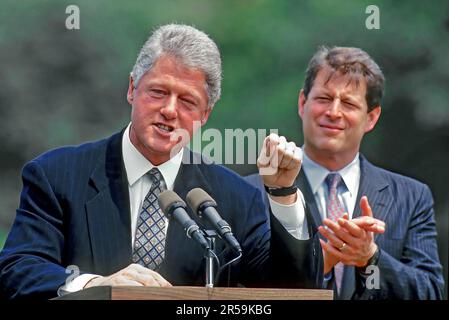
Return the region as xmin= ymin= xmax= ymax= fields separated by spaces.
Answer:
xmin=257 ymin=133 xmax=302 ymax=204
xmin=257 ymin=133 xmax=303 ymax=188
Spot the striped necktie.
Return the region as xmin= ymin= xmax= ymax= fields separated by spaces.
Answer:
xmin=325 ymin=172 xmax=345 ymax=295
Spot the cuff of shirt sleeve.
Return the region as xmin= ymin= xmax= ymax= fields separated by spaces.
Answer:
xmin=57 ymin=273 xmax=100 ymax=296
xmin=268 ymin=189 xmax=309 ymax=240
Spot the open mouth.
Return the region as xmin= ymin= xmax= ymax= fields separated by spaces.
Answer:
xmin=154 ymin=123 xmax=174 ymax=133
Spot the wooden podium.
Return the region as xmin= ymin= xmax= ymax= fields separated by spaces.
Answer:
xmin=55 ymin=286 xmax=333 ymax=300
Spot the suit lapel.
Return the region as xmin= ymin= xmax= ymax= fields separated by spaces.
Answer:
xmin=85 ymin=131 xmax=132 ymax=275
xmin=339 ymin=155 xmax=393 ymax=300
xmin=296 ymin=170 xmax=323 ymax=232
xmin=350 ymin=156 xmax=392 ymax=223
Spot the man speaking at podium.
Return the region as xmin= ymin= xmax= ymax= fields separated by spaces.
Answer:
xmin=0 ymin=24 xmax=322 ymax=299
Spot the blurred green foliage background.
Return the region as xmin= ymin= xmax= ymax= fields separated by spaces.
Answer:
xmin=0 ymin=0 xmax=447 ymax=297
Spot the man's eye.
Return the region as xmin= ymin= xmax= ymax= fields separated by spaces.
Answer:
xmin=181 ymin=98 xmax=196 ymax=107
xmin=343 ymin=101 xmax=357 ymax=108
xmin=316 ymin=96 xmax=331 ymax=102
xmin=149 ymin=89 xmax=166 ymax=97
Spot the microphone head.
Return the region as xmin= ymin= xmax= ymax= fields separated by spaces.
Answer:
xmin=186 ymin=188 xmax=217 ymax=214
xmin=158 ymin=190 xmax=186 ymax=218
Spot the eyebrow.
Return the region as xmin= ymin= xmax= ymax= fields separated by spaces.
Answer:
xmin=143 ymin=79 xmax=202 ymax=103
xmin=341 ymin=96 xmax=362 ymax=106
xmin=314 ymin=87 xmax=363 ymax=105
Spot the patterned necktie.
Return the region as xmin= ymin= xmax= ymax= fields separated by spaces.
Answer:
xmin=132 ymin=168 xmax=167 ymax=270
xmin=325 ymin=172 xmax=345 ymax=295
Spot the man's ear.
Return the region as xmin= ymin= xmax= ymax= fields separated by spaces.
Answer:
xmin=365 ymin=106 xmax=382 ymax=133
xmin=298 ymin=89 xmax=306 ymax=119
xmin=127 ymin=75 xmax=135 ymax=105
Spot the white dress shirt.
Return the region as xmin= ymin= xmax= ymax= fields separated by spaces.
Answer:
xmin=302 ymin=151 xmax=361 ymax=220
xmin=123 ymin=124 xmax=182 ymax=244
xmin=60 ymin=123 xmax=308 ymax=294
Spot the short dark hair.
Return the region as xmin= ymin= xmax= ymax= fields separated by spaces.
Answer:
xmin=303 ymin=46 xmax=385 ymax=111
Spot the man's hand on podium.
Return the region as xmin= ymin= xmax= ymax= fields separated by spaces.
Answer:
xmin=84 ymin=263 xmax=172 ymax=288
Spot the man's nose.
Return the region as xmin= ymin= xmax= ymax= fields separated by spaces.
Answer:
xmin=160 ymin=95 xmax=177 ymax=119
xmin=326 ymin=99 xmax=342 ymax=119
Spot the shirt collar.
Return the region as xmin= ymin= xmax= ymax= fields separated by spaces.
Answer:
xmin=302 ymin=149 xmax=360 ymax=197
xmin=122 ymin=123 xmax=183 ymax=190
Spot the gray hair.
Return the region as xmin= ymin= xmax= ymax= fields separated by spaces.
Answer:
xmin=131 ymin=24 xmax=222 ymax=108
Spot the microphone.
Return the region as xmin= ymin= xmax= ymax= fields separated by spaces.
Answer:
xmin=186 ymin=188 xmax=242 ymax=254
xmin=158 ymin=190 xmax=210 ymax=251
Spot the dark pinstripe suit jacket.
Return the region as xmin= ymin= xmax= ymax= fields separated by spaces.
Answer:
xmin=246 ymin=155 xmax=444 ymax=299
xmin=0 ymin=131 xmax=322 ymax=299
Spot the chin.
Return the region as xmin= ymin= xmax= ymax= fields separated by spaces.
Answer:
xmin=315 ymin=141 xmax=342 ymax=154
xmin=147 ymin=144 xmax=174 ymax=155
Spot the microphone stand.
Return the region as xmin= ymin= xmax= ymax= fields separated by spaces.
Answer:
xmin=203 ymin=229 xmax=218 ymax=288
